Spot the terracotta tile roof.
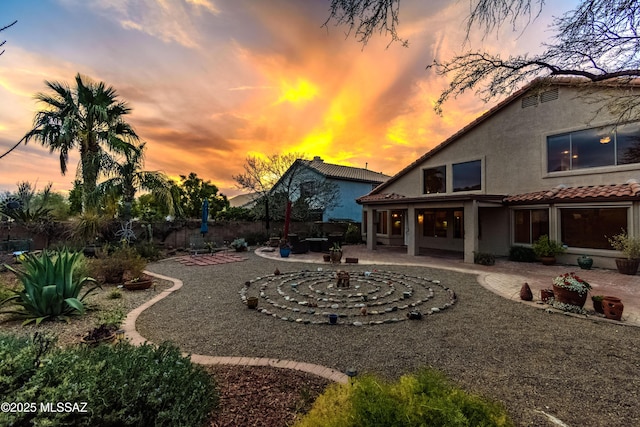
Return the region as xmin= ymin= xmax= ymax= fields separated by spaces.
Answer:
xmin=302 ymin=158 xmax=389 ymax=184
xmin=357 ymin=193 xmax=406 ymax=203
xmin=504 ymin=181 xmax=640 ymax=204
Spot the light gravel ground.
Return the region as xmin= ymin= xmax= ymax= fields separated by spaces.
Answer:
xmin=139 ymin=252 xmax=640 ymax=427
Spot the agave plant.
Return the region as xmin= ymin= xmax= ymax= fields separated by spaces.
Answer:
xmin=0 ymin=249 xmax=99 ymax=325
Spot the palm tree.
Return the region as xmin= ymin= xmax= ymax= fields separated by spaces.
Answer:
xmin=98 ymin=142 xmax=176 ymax=220
xmin=22 ymin=73 xmax=139 ymax=213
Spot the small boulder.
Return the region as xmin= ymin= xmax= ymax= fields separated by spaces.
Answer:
xmin=520 ymin=282 xmax=533 ymax=301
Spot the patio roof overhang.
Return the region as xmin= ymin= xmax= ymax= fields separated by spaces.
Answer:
xmin=357 ymin=193 xmax=506 ymax=206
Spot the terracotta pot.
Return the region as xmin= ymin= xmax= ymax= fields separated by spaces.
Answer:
xmin=615 ymin=258 xmax=640 ymax=275
xmin=124 ymin=275 xmax=153 ymax=290
xmin=602 ymin=296 xmax=624 ymax=321
xmin=330 ymin=250 xmax=342 ymax=264
xmin=247 ymin=297 xmax=259 ymax=309
xmin=323 ymin=254 xmax=331 ymax=262
xmin=552 ymin=284 xmax=587 ymax=308
xmin=540 ymin=256 xmax=556 ymax=266
xmin=540 ymin=289 xmax=554 ymax=303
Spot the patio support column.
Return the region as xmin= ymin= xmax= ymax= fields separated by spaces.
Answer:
xmin=407 ymin=206 xmax=416 ymax=256
xmin=367 ymin=207 xmax=377 ymax=251
xmin=463 ymin=200 xmax=478 ymax=263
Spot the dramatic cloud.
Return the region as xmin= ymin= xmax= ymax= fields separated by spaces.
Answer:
xmin=0 ymin=0 xmax=569 ymax=196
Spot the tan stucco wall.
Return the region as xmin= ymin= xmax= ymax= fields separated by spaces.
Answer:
xmin=382 ymin=86 xmax=640 ymax=198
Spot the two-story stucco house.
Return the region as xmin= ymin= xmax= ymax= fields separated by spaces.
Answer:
xmin=273 ymin=156 xmax=389 ymax=222
xmin=358 ymin=78 xmax=640 ymax=268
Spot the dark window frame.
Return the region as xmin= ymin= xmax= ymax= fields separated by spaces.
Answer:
xmin=423 ymin=165 xmax=446 ymax=194
xmin=452 ymin=160 xmax=482 ymax=192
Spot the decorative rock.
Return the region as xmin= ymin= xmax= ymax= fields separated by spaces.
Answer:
xmin=274 ymin=268 xmax=280 ymax=275
xmin=353 ymin=321 xmax=363 ymax=326
xmin=520 ymin=282 xmax=533 ymax=301
xmin=431 ymin=307 xmax=441 ymax=313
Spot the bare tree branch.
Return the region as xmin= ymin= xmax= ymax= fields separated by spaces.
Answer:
xmin=0 ymin=20 xmax=17 ymax=56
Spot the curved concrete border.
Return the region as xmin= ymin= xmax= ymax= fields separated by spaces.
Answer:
xmin=121 ymin=270 xmax=348 ymax=384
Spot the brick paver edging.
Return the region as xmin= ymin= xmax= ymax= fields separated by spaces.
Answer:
xmin=121 ymin=270 xmax=348 ymax=384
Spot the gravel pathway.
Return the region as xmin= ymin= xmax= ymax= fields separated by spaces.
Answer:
xmin=138 ymin=253 xmax=640 ymax=427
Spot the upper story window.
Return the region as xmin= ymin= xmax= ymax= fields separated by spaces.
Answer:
xmin=547 ymin=122 xmax=640 ymax=172
xmin=423 ymin=166 xmax=446 ymax=194
xmin=452 ymin=160 xmax=481 ymax=192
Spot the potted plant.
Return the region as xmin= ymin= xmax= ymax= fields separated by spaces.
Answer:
xmin=608 ymin=230 xmax=640 ymax=275
xmin=552 ymin=272 xmax=592 ymax=308
xmin=124 ymin=274 xmax=154 ymax=291
xmin=577 ymin=255 xmax=593 ymax=270
xmin=230 ymin=238 xmax=248 ymax=252
xmin=279 ymin=240 xmax=291 ymax=258
xmin=329 ymin=242 xmax=343 ymax=264
xmin=592 ymin=295 xmax=604 ymax=314
xmin=532 ymin=235 xmax=566 ymax=265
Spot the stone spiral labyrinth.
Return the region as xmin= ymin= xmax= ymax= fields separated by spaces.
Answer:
xmin=240 ymin=269 xmax=457 ymax=326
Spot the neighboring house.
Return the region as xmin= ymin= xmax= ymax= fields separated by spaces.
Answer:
xmin=272 ymin=156 xmax=389 ymax=222
xmin=228 ymin=193 xmax=260 ymax=209
xmin=358 ymin=78 xmax=640 ymax=268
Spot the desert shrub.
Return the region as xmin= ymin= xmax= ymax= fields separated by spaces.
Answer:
xmin=0 ymin=335 xmax=218 ymax=427
xmin=295 ymin=368 xmax=513 ymax=427
xmin=508 ymin=245 xmax=537 ymax=262
xmin=134 ymin=241 xmax=162 ymax=261
xmin=344 ymin=223 xmax=362 ymax=244
xmin=474 ymin=252 xmax=496 ymax=266
xmin=93 ymin=244 xmax=147 ymax=284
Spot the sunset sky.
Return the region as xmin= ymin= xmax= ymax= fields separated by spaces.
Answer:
xmin=0 ymin=0 xmax=575 ymax=198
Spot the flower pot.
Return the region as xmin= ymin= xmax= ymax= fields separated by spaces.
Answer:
xmin=323 ymin=254 xmax=331 ymax=262
xmin=577 ymin=255 xmax=593 ymax=270
xmin=615 ymin=258 xmax=639 ymax=275
xmin=602 ymin=296 xmax=624 ymax=321
xmin=540 ymin=256 xmax=556 ymax=266
xmin=552 ymin=284 xmax=587 ymax=308
xmin=592 ymin=298 xmax=604 ymax=314
xmin=247 ymin=297 xmax=259 ymax=309
xmin=280 ymin=247 xmax=291 ymax=258
xmin=328 ymin=314 xmax=338 ymax=324
xmin=540 ymin=289 xmax=554 ymax=303
xmin=330 ymin=250 xmax=342 ymax=264
xmin=124 ymin=275 xmax=153 ymax=290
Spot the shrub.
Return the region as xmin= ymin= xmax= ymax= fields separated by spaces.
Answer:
xmin=0 ymin=335 xmax=218 ymax=427
xmin=0 ymin=249 xmax=99 ymax=325
xmin=474 ymin=252 xmax=496 ymax=266
xmin=508 ymin=246 xmax=537 ymax=263
xmin=134 ymin=241 xmax=162 ymax=261
xmin=532 ymin=235 xmax=565 ymax=258
xmin=295 ymin=368 xmax=513 ymax=427
xmin=344 ymin=223 xmax=362 ymax=244
xmin=93 ymin=244 xmax=147 ymax=284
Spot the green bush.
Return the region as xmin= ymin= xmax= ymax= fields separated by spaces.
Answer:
xmin=0 ymin=334 xmax=218 ymax=427
xmin=134 ymin=241 xmax=162 ymax=261
xmin=474 ymin=252 xmax=496 ymax=266
xmin=508 ymin=246 xmax=537 ymax=262
xmin=0 ymin=249 xmax=99 ymax=325
xmin=295 ymin=368 xmax=513 ymax=427
xmin=344 ymin=223 xmax=362 ymax=244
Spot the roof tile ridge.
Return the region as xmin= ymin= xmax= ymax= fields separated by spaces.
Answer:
xmin=626 ymin=179 xmax=640 ymax=195
xmin=544 ymin=184 xmax=566 ymax=198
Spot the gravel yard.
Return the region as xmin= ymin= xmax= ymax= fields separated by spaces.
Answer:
xmin=138 ymin=252 xmax=640 ymax=427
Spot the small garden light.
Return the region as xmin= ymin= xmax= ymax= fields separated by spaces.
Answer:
xmin=346 ymin=367 xmax=358 ymax=385
xmin=115 ymin=329 xmax=125 ymax=342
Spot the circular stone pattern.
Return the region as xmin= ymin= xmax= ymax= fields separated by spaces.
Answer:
xmin=239 ymin=269 xmax=457 ymax=326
